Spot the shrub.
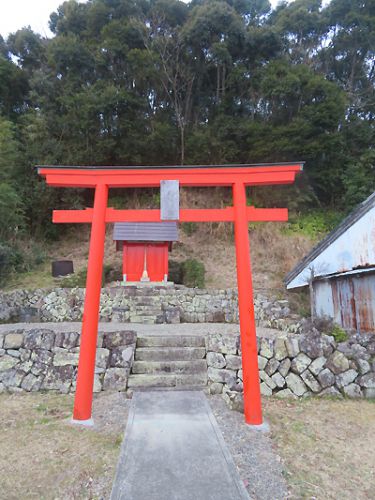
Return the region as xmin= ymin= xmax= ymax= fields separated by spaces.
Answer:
xmin=168 ymin=260 xmax=183 ymax=284
xmin=181 ymin=258 xmax=205 ymax=288
xmin=0 ymin=242 xmax=24 ymax=283
xmin=181 ymin=222 xmax=198 ymax=236
xmin=0 ymin=239 xmax=47 ymax=285
xmin=0 ymin=183 xmax=25 ymax=240
xmin=59 ymin=269 xmax=87 ymax=288
xmin=22 ymin=241 xmax=47 ymax=268
xmin=283 ymin=210 xmax=342 ymax=240
xmin=331 ymin=324 xmax=348 ymax=343
xmin=59 ymin=264 xmax=114 ymax=288
xmin=105 ymin=264 xmax=122 ymax=283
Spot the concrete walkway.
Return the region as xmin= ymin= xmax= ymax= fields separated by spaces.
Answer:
xmin=110 ymin=391 xmax=249 ymax=500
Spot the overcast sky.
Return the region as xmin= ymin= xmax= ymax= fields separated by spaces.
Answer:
xmin=0 ymin=0 xmax=288 ymax=39
xmin=0 ymin=0 xmax=83 ymax=38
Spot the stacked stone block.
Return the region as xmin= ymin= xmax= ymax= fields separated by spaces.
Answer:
xmin=0 ymin=286 xmax=297 ymax=329
xmin=206 ymin=331 xmax=375 ymax=410
xmin=1 ymin=325 xmax=375 ymax=406
xmin=0 ymin=329 xmax=136 ymax=394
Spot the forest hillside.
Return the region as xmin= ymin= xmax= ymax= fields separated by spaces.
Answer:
xmin=0 ymin=0 xmax=374 ymax=288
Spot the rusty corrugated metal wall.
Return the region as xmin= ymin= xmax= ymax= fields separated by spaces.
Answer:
xmin=314 ymin=272 xmax=375 ymax=332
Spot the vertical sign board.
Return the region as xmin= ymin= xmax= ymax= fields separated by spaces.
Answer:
xmin=161 ymin=180 xmax=179 ymax=220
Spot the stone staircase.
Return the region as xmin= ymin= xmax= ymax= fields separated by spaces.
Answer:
xmin=112 ymin=293 xmax=181 ymax=324
xmin=128 ymin=334 xmax=207 ymax=389
xmin=111 ymin=296 xmax=163 ymax=324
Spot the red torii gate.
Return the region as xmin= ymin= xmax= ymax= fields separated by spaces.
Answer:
xmin=38 ymin=163 xmax=303 ymax=426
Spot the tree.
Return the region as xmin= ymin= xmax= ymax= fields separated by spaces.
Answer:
xmin=1 ymin=0 xmax=373 ymax=225
xmin=182 ymin=1 xmax=245 ymax=109
xmin=270 ymin=0 xmax=329 ymax=70
xmin=0 ymin=56 xmax=28 ymax=118
xmin=7 ymin=28 xmax=47 ymax=83
xmin=342 ymin=150 xmax=375 ymax=210
xmin=0 ymin=117 xmax=24 ymax=182
xmin=136 ymin=4 xmax=195 ymax=164
xmin=0 ymin=183 xmax=25 ymax=240
xmin=321 ymin=0 xmax=375 ymax=117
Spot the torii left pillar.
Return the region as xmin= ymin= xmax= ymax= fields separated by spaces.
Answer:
xmin=73 ymin=183 xmax=108 ymax=423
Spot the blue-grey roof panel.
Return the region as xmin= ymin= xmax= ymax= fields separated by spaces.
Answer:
xmin=113 ymin=222 xmax=178 ymax=242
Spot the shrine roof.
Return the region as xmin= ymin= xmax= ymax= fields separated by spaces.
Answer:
xmin=113 ymin=222 xmax=178 ymax=242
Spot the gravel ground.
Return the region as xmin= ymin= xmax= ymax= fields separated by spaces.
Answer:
xmin=208 ymin=395 xmax=287 ymax=500
xmin=92 ymin=391 xmax=131 ymax=435
xmin=101 ymin=391 xmax=287 ymax=500
xmin=0 ymin=321 xmax=280 ymax=338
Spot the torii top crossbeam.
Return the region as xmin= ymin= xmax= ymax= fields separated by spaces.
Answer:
xmin=38 ymin=162 xmax=303 ymax=426
xmin=39 ymin=162 xmax=301 ymax=187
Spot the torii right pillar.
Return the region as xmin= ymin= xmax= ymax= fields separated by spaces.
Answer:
xmin=233 ymin=182 xmax=262 ymax=425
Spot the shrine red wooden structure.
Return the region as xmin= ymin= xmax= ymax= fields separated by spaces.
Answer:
xmin=113 ymin=222 xmax=178 ymax=282
xmin=122 ymin=242 xmax=169 ymax=281
xmin=38 ymin=163 xmax=303 ymax=426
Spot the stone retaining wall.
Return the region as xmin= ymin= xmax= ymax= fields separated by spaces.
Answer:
xmin=0 ymin=328 xmax=136 ymax=394
xmin=1 ymin=325 xmax=375 ymax=405
xmin=206 ymin=330 xmax=375 ymax=409
xmin=0 ymin=286 xmax=298 ymax=331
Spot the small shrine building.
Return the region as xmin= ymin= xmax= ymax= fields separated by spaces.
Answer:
xmin=113 ymin=222 xmax=178 ymax=282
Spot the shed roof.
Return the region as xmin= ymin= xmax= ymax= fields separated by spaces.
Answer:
xmin=113 ymin=222 xmax=178 ymax=242
xmin=285 ymin=191 xmax=375 ymax=289
xmin=313 ymin=266 xmax=375 ymax=282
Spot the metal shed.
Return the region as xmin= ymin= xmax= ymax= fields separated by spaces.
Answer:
xmin=285 ymin=192 xmax=375 ymax=333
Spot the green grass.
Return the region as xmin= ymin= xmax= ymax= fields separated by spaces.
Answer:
xmin=3 ymin=265 xmax=56 ymax=291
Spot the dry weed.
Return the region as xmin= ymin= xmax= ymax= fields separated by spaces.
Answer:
xmin=0 ymin=392 xmax=125 ymax=499
xmin=264 ymin=397 xmax=375 ymax=499
xmin=4 ymin=189 xmax=315 ymax=295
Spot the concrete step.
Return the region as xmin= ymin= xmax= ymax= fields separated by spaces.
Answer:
xmin=131 ymin=306 xmax=163 ymax=313
xmin=137 ymin=335 xmax=206 ymax=348
xmin=130 ymin=386 xmax=209 ymax=392
xmin=128 ymin=373 xmax=208 ymax=389
xmin=129 ymin=317 xmax=159 ymax=324
xmin=132 ymin=359 xmax=207 ymax=375
xmin=135 ymin=347 xmax=206 ymax=361
xmin=133 ymin=298 xmax=162 ymax=306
